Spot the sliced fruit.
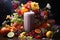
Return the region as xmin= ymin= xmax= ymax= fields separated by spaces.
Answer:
xmin=7 ymin=32 xmax=14 ymax=38
xmin=35 ymin=29 xmax=41 ymax=34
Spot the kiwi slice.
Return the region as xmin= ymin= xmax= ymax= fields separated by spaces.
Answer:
xmin=7 ymin=32 xmax=14 ymax=38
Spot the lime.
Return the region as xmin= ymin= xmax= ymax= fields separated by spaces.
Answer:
xmin=7 ymin=32 xmax=14 ymax=38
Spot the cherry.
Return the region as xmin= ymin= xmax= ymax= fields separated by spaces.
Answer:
xmin=17 ymin=10 xmax=21 ymax=16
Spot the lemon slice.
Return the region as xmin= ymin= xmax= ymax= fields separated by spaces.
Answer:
xmin=7 ymin=32 xmax=14 ymax=38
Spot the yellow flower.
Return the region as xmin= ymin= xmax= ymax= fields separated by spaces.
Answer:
xmin=31 ymin=2 xmax=39 ymax=10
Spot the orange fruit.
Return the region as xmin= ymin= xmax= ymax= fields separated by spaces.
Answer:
xmin=21 ymin=7 xmax=29 ymax=15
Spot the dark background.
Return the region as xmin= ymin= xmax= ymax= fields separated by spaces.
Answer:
xmin=0 ymin=0 xmax=13 ymax=26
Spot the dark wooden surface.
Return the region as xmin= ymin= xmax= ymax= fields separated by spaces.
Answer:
xmin=0 ymin=37 xmax=60 ymax=40
xmin=0 ymin=37 xmax=19 ymax=40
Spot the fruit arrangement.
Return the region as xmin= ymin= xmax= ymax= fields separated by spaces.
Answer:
xmin=0 ymin=1 xmax=60 ymax=40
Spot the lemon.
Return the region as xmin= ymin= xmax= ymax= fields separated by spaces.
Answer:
xmin=46 ymin=31 xmax=53 ymax=38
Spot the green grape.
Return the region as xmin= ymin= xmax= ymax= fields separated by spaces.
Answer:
xmin=19 ymin=19 xmax=23 ymax=25
xmin=11 ymin=13 xmax=23 ymax=24
xmin=41 ymin=28 xmax=47 ymax=33
xmin=13 ymin=13 xmax=17 ymax=16
xmin=18 ymin=14 xmax=23 ymax=18
xmin=11 ymin=19 xmax=15 ymax=22
xmin=13 ymin=13 xmax=18 ymax=17
xmin=11 ymin=18 xmax=17 ymax=22
xmin=26 ymin=36 xmax=33 ymax=40
xmin=14 ymin=15 xmax=18 ymax=18
xmin=17 ymin=19 xmax=21 ymax=21
xmin=19 ymin=35 xmax=26 ymax=40
xmin=18 ymin=6 xmax=22 ymax=9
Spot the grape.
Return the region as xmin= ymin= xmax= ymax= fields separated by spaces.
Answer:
xmin=26 ymin=36 xmax=33 ymax=40
xmin=11 ymin=18 xmax=17 ymax=22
